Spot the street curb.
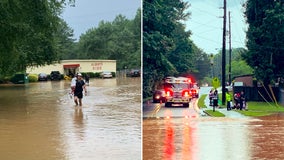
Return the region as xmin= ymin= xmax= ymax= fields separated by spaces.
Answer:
xmin=202 ymin=110 xmax=212 ymax=116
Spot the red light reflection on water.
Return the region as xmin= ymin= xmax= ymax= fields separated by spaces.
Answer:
xmin=163 ymin=110 xmax=175 ymax=160
xmin=162 ymin=110 xmax=198 ymax=160
xmin=163 ymin=118 xmax=175 ymax=160
xmin=181 ymin=115 xmax=197 ymax=160
xmin=181 ymin=123 xmax=192 ymax=160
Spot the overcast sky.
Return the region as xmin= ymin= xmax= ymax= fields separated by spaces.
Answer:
xmin=62 ymin=0 xmax=247 ymax=54
xmin=185 ymin=0 xmax=247 ymax=54
xmin=61 ymin=0 xmax=141 ymax=41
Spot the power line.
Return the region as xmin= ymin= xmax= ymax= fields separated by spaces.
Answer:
xmin=189 ymin=6 xmax=219 ymax=18
xmin=189 ymin=19 xmax=222 ymax=30
xmin=192 ymin=34 xmax=221 ymax=45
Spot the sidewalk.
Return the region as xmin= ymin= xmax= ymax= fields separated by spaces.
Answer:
xmin=203 ymin=88 xmax=247 ymax=118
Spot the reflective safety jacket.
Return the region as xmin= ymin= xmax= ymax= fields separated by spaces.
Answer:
xmin=226 ymin=92 xmax=232 ymax=101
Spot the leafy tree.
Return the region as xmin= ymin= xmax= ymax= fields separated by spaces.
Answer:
xmin=229 ymin=48 xmax=253 ymax=79
xmin=212 ymin=51 xmax=222 ymax=80
xmin=191 ymin=44 xmax=211 ymax=82
xmin=0 ymin=0 xmax=74 ymax=79
xmin=77 ymin=9 xmax=141 ymax=70
xmin=79 ymin=21 xmax=114 ymax=59
xmin=110 ymin=15 xmax=140 ymax=70
xmin=243 ymin=0 xmax=284 ymax=85
xmin=55 ymin=19 xmax=77 ymax=60
xmin=229 ymin=60 xmax=253 ymax=79
xmin=143 ymin=0 xmax=192 ymax=98
xmin=166 ymin=23 xmax=194 ymax=74
xmin=212 ymin=48 xmax=253 ymax=82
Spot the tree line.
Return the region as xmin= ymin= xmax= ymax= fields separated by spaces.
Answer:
xmin=73 ymin=10 xmax=141 ymax=71
xmin=0 ymin=0 xmax=141 ymax=82
xmin=143 ymin=0 xmax=284 ymax=98
xmin=1 ymin=0 xmax=282 ymax=91
xmin=243 ymin=0 xmax=284 ymax=86
xmin=0 ymin=0 xmax=75 ymax=80
xmin=143 ymin=0 xmax=211 ymax=98
xmin=212 ymin=48 xmax=253 ymax=83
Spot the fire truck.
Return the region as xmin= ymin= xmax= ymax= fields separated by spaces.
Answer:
xmin=163 ymin=77 xmax=193 ymax=107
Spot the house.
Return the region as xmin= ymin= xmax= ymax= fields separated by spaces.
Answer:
xmin=233 ymin=74 xmax=254 ymax=87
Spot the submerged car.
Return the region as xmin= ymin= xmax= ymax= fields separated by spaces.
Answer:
xmin=38 ymin=73 xmax=48 ymax=81
xmin=100 ymin=71 xmax=113 ymax=78
xmin=127 ymin=69 xmax=140 ymax=77
xmin=50 ymin=71 xmax=61 ymax=80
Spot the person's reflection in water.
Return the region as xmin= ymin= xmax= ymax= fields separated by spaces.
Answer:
xmin=73 ymin=107 xmax=85 ymax=141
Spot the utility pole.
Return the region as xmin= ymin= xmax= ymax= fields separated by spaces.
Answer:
xmin=221 ymin=0 xmax=226 ymax=105
xmin=210 ymin=53 xmax=214 ymax=78
xmin=228 ymin=11 xmax=232 ymax=85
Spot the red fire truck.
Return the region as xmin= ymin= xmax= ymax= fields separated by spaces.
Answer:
xmin=164 ymin=77 xmax=193 ymax=107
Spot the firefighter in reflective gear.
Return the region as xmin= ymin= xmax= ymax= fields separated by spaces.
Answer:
xmin=226 ymin=90 xmax=232 ymax=111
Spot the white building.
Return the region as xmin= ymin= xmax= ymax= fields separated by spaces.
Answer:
xmin=26 ymin=59 xmax=116 ymax=75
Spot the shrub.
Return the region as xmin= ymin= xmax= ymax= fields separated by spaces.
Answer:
xmin=94 ymin=72 xmax=101 ymax=78
xmin=80 ymin=72 xmax=86 ymax=78
xmin=80 ymin=72 xmax=97 ymax=78
xmin=4 ymin=76 xmax=11 ymax=82
xmin=87 ymin=72 xmax=96 ymax=78
xmin=28 ymin=74 xmax=38 ymax=82
xmin=0 ymin=76 xmax=11 ymax=83
xmin=111 ymin=72 xmax=116 ymax=77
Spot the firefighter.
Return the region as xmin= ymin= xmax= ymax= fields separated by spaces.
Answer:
xmin=226 ymin=90 xmax=232 ymax=111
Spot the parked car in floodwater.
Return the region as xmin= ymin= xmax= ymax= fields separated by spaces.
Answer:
xmin=50 ymin=71 xmax=61 ymax=80
xmin=38 ymin=73 xmax=48 ymax=81
xmin=100 ymin=71 xmax=113 ymax=79
xmin=127 ymin=69 xmax=140 ymax=77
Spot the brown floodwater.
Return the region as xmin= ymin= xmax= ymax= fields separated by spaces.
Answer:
xmin=143 ymin=114 xmax=284 ymax=160
xmin=0 ymin=77 xmax=141 ymax=160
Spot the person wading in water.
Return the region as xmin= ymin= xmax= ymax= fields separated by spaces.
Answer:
xmin=74 ymin=73 xmax=87 ymax=106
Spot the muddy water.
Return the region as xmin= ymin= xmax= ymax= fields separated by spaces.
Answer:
xmin=143 ymin=114 xmax=284 ymax=160
xmin=0 ymin=77 xmax=141 ymax=160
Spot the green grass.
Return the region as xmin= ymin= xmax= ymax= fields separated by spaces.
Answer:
xmin=237 ymin=101 xmax=284 ymax=117
xmin=198 ymin=94 xmax=225 ymax=117
xmin=198 ymin=94 xmax=207 ymax=108
xmin=205 ymin=110 xmax=225 ymax=117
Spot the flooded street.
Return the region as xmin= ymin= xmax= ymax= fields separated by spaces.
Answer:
xmin=0 ymin=77 xmax=141 ymax=160
xmin=143 ymin=114 xmax=284 ymax=160
xmin=143 ymin=86 xmax=284 ymax=160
